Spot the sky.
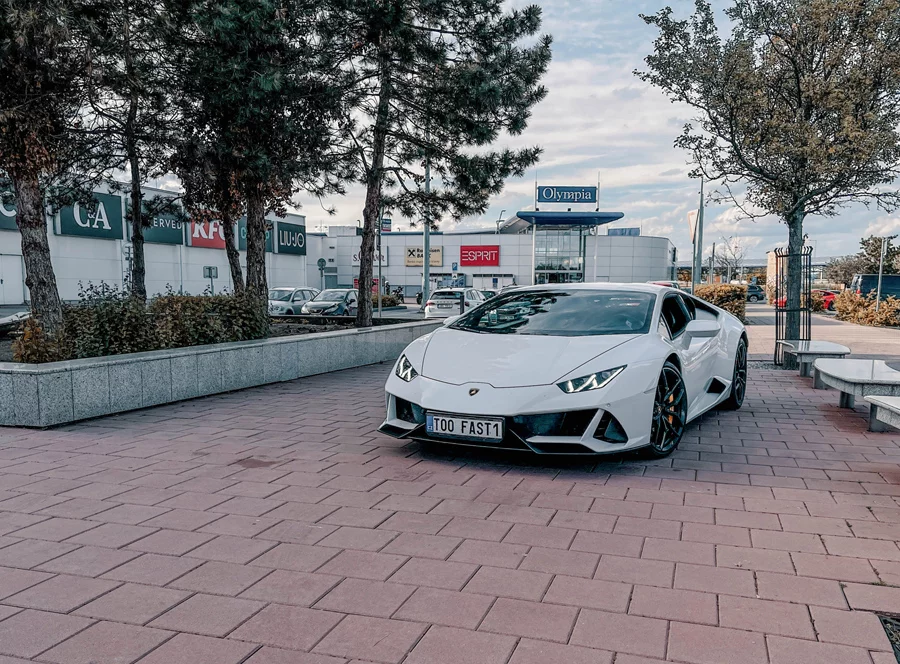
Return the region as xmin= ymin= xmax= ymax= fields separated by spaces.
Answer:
xmin=297 ymin=0 xmax=900 ymax=261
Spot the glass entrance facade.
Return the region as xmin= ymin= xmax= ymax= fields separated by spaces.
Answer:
xmin=533 ymin=227 xmax=587 ymax=284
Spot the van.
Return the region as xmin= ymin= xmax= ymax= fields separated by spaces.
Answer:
xmin=849 ymin=274 xmax=900 ymax=300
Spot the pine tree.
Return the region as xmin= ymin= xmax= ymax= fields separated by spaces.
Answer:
xmin=170 ymin=0 xmax=350 ymax=299
xmin=0 ymin=0 xmax=109 ymax=334
xmin=84 ymin=0 xmax=179 ymax=300
xmin=334 ymin=0 xmax=553 ymax=327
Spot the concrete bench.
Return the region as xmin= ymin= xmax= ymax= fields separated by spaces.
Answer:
xmin=777 ymin=340 xmax=850 ymax=382
xmin=864 ymin=396 xmax=900 ymax=433
xmin=814 ymin=359 xmax=900 ymax=423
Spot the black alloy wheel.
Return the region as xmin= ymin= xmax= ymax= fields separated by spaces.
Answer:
xmin=721 ymin=338 xmax=748 ymax=410
xmin=646 ymin=361 xmax=688 ymax=458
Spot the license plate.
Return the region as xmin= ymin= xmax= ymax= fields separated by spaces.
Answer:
xmin=438 ymin=303 xmax=453 ymax=309
xmin=426 ymin=413 xmax=504 ymax=441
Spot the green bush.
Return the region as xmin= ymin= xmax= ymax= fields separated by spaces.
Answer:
xmin=371 ymin=293 xmax=400 ymax=307
xmin=694 ymin=284 xmax=747 ymax=321
xmin=14 ymin=285 xmax=269 ymax=363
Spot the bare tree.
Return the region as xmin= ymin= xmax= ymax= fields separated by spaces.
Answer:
xmin=715 ymin=236 xmax=746 ymax=282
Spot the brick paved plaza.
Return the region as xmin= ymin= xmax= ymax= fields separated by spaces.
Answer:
xmin=0 ymin=360 xmax=898 ymax=663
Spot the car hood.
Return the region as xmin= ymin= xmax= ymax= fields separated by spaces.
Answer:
xmin=306 ymin=300 xmax=342 ymax=308
xmin=420 ymin=327 xmax=640 ymax=388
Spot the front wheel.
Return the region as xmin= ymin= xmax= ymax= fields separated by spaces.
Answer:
xmin=720 ymin=338 xmax=748 ymax=410
xmin=645 ymin=361 xmax=688 ymax=459
xmin=748 ymin=295 xmax=759 ymax=303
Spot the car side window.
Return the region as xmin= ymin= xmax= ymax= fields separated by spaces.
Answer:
xmin=658 ymin=317 xmax=672 ymax=341
xmin=678 ymin=294 xmax=696 ymax=320
xmin=661 ymin=295 xmax=690 ymax=338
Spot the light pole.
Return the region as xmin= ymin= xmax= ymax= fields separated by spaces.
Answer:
xmin=420 ymin=156 xmax=431 ymax=311
xmin=876 ymin=237 xmax=887 ymax=312
xmin=496 ymin=209 xmax=506 ymax=234
xmin=692 ymin=179 xmax=704 ymax=293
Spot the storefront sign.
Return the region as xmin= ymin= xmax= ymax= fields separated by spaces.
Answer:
xmin=277 ymin=221 xmax=306 ymax=255
xmin=190 ymin=219 xmax=226 ymax=249
xmin=142 ymin=214 xmax=185 ymax=245
xmin=0 ymin=193 xmax=16 ymax=231
xmin=381 ymin=218 xmax=391 ymax=232
xmin=404 ymin=246 xmax=442 ymax=267
xmin=238 ymin=217 xmax=274 ymax=253
xmin=59 ymin=193 xmax=124 ymax=239
xmin=536 ymin=185 xmax=598 ymax=204
xmin=353 ymin=277 xmax=379 ymax=293
xmin=460 ymin=245 xmax=500 ymax=266
xmin=352 ymin=245 xmax=388 ymax=267
xmin=608 ymin=228 xmax=640 ymax=237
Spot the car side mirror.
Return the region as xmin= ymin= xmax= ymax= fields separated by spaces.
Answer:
xmin=443 ymin=315 xmax=461 ymax=326
xmin=684 ymin=319 xmax=720 ymax=341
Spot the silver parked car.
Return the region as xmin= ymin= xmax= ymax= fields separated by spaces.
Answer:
xmin=268 ymin=287 xmax=319 ymax=315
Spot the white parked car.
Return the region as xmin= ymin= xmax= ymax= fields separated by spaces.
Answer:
xmin=423 ymin=288 xmax=484 ymax=318
xmin=268 ymin=287 xmax=319 ymax=315
xmin=380 ymin=283 xmax=747 ymax=457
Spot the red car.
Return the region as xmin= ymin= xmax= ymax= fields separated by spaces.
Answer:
xmin=775 ymin=290 xmax=837 ymax=310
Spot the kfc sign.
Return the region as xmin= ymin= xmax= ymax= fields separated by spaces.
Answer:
xmin=190 ymin=220 xmax=227 ymax=249
xmin=460 ymin=245 xmax=500 ymax=267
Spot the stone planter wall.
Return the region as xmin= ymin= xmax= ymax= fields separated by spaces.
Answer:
xmin=0 ymin=320 xmax=442 ymax=428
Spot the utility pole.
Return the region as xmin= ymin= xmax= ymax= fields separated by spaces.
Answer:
xmin=420 ymin=156 xmax=431 ymax=311
xmin=377 ymin=203 xmax=383 ymax=318
xmin=876 ymin=236 xmax=887 ymax=312
xmin=692 ymin=179 xmax=704 ymax=293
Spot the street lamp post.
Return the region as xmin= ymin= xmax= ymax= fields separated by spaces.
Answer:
xmin=876 ymin=237 xmax=887 ymax=312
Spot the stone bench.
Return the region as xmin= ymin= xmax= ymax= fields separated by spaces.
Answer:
xmin=864 ymin=396 xmax=900 ymax=433
xmin=777 ymin=340 xmax=850 ymax=382
xmin=814 ymin=359 xmax=900 ymax=425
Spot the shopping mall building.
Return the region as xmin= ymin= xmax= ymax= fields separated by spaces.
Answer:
xmin=0 ymin=184 xmax=677 ymax=304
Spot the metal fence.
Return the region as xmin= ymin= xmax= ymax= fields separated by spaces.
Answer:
xmin=774 ymin=245 xmax=813 ymax=365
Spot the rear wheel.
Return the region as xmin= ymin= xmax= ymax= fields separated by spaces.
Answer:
xmin=748 ymin=295 xmax=759 ymax=303
xmin=645 ymin=361 xmax=688 ymax=458
xmin=720 ymin=338 xmax=748 ymax=410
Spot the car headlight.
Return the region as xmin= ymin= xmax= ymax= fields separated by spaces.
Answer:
xmin=395 ymin=355 xmax=418 ymax=382
xmin=557 ymin=366 xmax=625 ymax=394
xmin=300 ymin=305 xmax=310 ymax=313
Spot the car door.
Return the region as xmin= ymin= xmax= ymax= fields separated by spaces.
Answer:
xmin=680 ymin=294 xmax=724 ymax=412
xmin=346 ymin=291 xmax=358 ymax=315
xmin=659 ymin=294 xmax=706 ymax=414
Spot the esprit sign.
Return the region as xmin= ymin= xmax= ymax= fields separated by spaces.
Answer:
xmin=536 ymin=186 xmax=598 ymax=204
xmin=190 ymin=219 xmax=226 ymax=249
xmin=59 ymin=193 xmax=124 ymax=239
xmin=404 ymin=246 xmax=442 ymax=267
xmin=460 ymin=245 xmax=500 ymax=267
xmin=277 ymin=221 xmax=306 ymax=255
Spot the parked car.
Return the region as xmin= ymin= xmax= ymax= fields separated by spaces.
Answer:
xmin=380 ymin=283 xmax=747 ymax=457
xmin=647 ymin=280 xmax=681 ymax=290
xmin=268 ymin=288 xmax=319 ymax=315
xmin=300 ymin=289 xmax=359 ymax=316
xmin=813 ymin=289 xmax=838 ymax=311
xmin=849 ymin=274 xmax=900 ymax=300
xmin=746 ymin=284 xmax=766 ymax=303
xmin=424 ymin=288 xmax=484 ymax=319
xmin=479 ymin=289 xmax=498 ymax=300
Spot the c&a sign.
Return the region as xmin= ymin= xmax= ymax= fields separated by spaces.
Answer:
xmin=460 ymin=245 xmax=500 ymax=266
xmin=58 ymin=193 xmax=124 ymax=239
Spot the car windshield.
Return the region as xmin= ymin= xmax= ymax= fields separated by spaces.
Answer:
xmin=268 ymin=290 xmax=293 ymax=301
xmin=314 ymin=290 xmax=348 ymax=301
xmin=432 ymin=291 xmax=462 ymax=300
xmin=451 ymin=289 xmax=656 ymax=336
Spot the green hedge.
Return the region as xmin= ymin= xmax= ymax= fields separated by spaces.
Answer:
xmin=693 ymin=284 xmax=747 ymax=321
xmin=14 ymin=284 xmax=269 ymax=363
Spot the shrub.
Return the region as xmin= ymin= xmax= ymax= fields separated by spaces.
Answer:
xmin=834 ymin=290 xmax=900 ymax=326
xmin=371 ymin=293 xmax=400 ymax=307
xmin=810 ymin=291 xmax=825 ymax=313
xmin=694 ymin=284 xmax=747 ymax=321
xmin=14 ymin=285 xmax=270 ymax=363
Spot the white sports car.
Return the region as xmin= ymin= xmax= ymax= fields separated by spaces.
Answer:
xmin=379 ymin=283 xmax=747 ymax=457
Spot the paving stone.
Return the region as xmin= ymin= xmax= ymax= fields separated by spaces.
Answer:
xmin=766 ymin=635 xmax=873 ymax=664
xmin=718 ymin=595 xmax=815 ymax=638
xmin=150 ymin=593 xmax=264 ymax=636
xmin=843 ymin=582 xmax=900 ymax=612
xmin=464 ymin=566 xmax=552 ymax=601
xmin=810 ymin=606 xmax=893 ymax=650
xmin=75 ymin=582 xmax=189 ymax=624
xmin=387 ymin=558 xmax=478 ymax=591
xmin=756 ymin=571 xmax=848 ymax=608
xmin=4 ymin=574 xmax=119 ymax=612
xmin=315 ymin=578 xmax=416 ymax=617
xmin=318 ymin=550 xmax=408 ymax=580
xmin=134 ymin=633 xmax=257 ymax=664
xmin=542 ymin=574 xmax=630 ymax=612
xmin=508 ymin=639 xmax=613 ymax=664
xmin=317 ymin=526 xmax=398 ymax=551
xmin=40 ymin=620 xmax=171 ymax=664
xmin=667 ymin=622 xmax=768 ymax=664
xmin=405 ymin=625 xmax=516 ymax=664
xmin=313 ymin=614 xmax=427 ymax=663
xmin=394 ymin=587 xmax=493 ymax=628
xmin=629 ymin=585 xmax=718 ymax=625
xmin=674 ymin=562 xmax=756 ymax=597
xmin=169 ymin=560 xmax=272 ymax=596
xmin=381 ymin=532 xmax=461 ymax=559
xmin=244 ymin=647 xmax=347 ymax=664
xmin=0 ymin=539 xmax=79 ymax=569
xmin=240 ymin=569 xmax=341 ymax=606
xmin=0 ymin=567 xmax=53 ymax=601
xmin=479 ymin=597 xmax=577 ymax=643
xmin=518 ymin=546 xmax=599 ymax=577
xmin=66 ymin=523 xmax=157 ymax=548
xmin=185 ymin=535 xmax=276 ymax=564
xmin=128 ymin=529 xmax=215 ymax=556
xmin=231 ymin=604 xmax=344 ymax=651
xmin=36 ymin=545 xmax=141 ymax=577
xmin=570 ymin=609 xmax=667 ymax=659
xmin=102 ymin=553 xmax=203 ymax=585
xmin=0 ymin=609 xmax=92 ymax=658
xmin=593 ymin=555 xmax=674 ymax=588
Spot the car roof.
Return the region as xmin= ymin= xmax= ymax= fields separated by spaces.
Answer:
xmin=433 ymin=288 xmax=468 ymax=293
xmin=507 ymin=282 xmax=675 ymax=295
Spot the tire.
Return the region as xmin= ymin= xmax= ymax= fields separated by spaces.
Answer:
xmin=748 ymin=295 xmax=759 ymax=303
xmin=720 ymin=337 xmax=748 ymax=410
xmin=827 ymin=302 xmax=835 ymax=311
xmin=644 ymin=361 xmax=688 ymax=458
xmin=285 ymin=308 xmax=294 ymax=316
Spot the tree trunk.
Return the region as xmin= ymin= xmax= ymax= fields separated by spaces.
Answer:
xmin=15 ymin=174 xmax=64 ymax=335
xmin=128 ymin=159 xmax=147 ymax=300
xmin=785 ymin=208 xmax=805 ymax=368
xmin=356 ymin=55 xmax=392 ymax=328
xmin=221 ymin=209 xmax=244 ymax=294
xmin=245 ymin=185 xmax=267 ymax=298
